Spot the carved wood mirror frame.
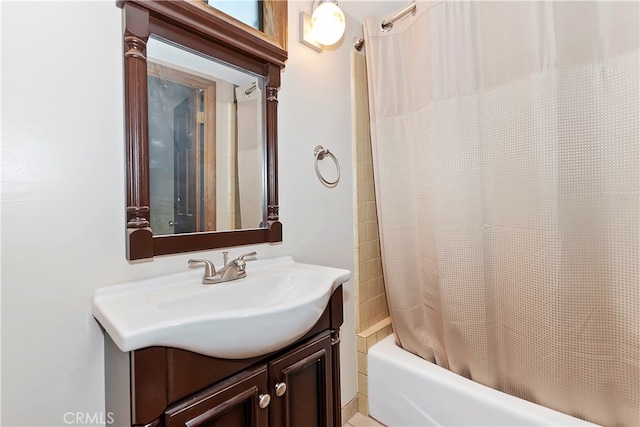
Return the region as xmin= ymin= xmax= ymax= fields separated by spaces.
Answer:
xmin=120 ymin=0 xmax=287 ymax=261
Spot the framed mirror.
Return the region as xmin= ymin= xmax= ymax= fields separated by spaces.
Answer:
xmin=120 ymin=0 xmax=287 ymax=260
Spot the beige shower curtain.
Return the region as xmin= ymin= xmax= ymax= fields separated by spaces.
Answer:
xmin=363 ymin=2 xmax=639 ymax=425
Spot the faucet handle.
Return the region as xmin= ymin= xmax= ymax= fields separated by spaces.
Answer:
xmin=188 ymin=259 xmax=217 ymax=277
xmin=229 ymin=252 xmax=256 ymax=276
xmin=237 ymin=251 xmax=257 ymax=260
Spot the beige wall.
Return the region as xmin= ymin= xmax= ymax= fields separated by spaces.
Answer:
xmin=1 ymin=2 xmax=360 ymax=425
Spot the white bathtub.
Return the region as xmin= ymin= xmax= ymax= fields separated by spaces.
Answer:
xmin=368 ymin=334 xmax=597 ymax=427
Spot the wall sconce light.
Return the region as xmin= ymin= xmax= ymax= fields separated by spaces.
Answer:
xmin=300 ymin=0 xmax=346 ymax=52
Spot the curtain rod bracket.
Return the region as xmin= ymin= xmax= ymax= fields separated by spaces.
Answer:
xmin=381 ymin=1 xmax=417 ymax=32
xmin=353 ymin=37 xmax=364 ymax=51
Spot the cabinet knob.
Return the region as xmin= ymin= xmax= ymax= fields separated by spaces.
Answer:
xmin=258 ymin=393 xmax=271 ymax=409
xmin=275 ymin=382 xmax=287 ymax=397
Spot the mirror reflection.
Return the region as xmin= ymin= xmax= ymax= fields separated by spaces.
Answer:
xmin=147 ymin=36 xmax=265 ymax=236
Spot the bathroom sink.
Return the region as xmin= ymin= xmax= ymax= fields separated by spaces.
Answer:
xmin=92 ymin=257 xmax=350 ymax=359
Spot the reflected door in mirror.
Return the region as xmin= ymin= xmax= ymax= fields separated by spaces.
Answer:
xmin=173 ymin=94 xmax=201 ymax=234
xmin=148 ymin=67 xmax=216 ymax=235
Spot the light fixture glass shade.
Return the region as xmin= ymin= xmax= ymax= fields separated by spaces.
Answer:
xmin=311 ymin=1 xmax=346 ymax=46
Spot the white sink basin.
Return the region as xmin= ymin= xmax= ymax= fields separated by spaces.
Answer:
xmin=92 ymin=257 xmax=350 ymax=359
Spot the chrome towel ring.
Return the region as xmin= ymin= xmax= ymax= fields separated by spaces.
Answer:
xmin=314 ymin=145 xmax=341 ymax=187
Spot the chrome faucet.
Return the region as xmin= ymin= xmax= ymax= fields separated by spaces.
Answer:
xmin=218 ymin=251 xmax=257 ymax=282
xmin=188 ymin=251 xmax=257 ymax=285
xmin=188 ymin=259 xmax=220 ymax=284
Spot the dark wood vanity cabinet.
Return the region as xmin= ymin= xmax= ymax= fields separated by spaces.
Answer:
xmin=268 ymin=332 xmax=333 ymax=427
xmin=107 ymin=286 xmax=343 ymax=427
xmin=164 ymin=365 xmax=269 ymax=427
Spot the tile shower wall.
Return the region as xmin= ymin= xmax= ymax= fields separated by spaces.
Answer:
xmin=356 ymin=318 xmax=393 ymax=415
xmin=351 ymin=50 xmax=392 ymax=416
xmin=352 ymin=51 xmax=389 ymax=332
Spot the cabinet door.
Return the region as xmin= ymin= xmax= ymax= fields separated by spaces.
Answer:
xmin=164 ymin=365 xmax=269 ymax=427
xmin=269 ymin=332 xmax=333 ymax=427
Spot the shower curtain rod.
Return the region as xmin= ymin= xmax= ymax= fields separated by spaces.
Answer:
xmin=244 ymin=82 xmax=257 ymax=96
xmin=381 ymin=1 xmax=417 ymax=31
xmin=353 ymin=1 xmax=417 ymax=51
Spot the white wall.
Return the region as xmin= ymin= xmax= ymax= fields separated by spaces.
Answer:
xmin=0 ymin=1 xmax=359 ymax=425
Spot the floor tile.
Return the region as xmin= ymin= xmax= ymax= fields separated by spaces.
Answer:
xmin=348 ymin=412 xmax=386 ymax=427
